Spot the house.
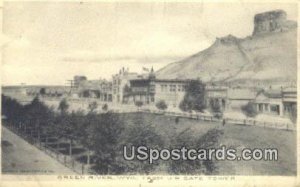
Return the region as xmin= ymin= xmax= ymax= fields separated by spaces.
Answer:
xmin=282 ymin=87 xmax=297 ymax=117
xmin=112 ymin=67 xmax=139 ymax=103
xmin=153 ymin=79 xmax=190 ymax=108
xmin=253 ymin=89 xmax=283 ymax=116
xmin=44 ymin=87 xmax=69 ymax=97
xmin=227 ymin=88 xmax=257 ymax=110
xmin=205 ymin=85 xmax=228 ymax=111
xmin=126 ymin=69 xmax=190 ymax=108
xmin=24 ymin=86 xmax=71 ymax=98
xmin=126 ymin=78 xmax=155 ymax=104
xmin=72 ymin=77 xmax=113 ymax=101
xmin=2 ymin=85 xmax=27 ymax=96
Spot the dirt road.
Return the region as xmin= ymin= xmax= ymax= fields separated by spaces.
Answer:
xmin=1 ymin=126 xmax=75 ymax=174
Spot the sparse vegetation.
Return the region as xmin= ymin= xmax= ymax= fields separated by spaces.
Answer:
xmin=2 ymin=94 xmax=296 ymax=175
xmin=58 ymin=98 xmax=69 ymax=114
xmin=168 ymin=128 xmax=223 ymax=174
xmin=135 ymin=101 xmax=143 ymax=108
xmin=88 ymin=101 xmax=98 ymax=113
xmin=155 ymin=100 xmax=168 ymax=111
xmin=210 ymin=100 xmax=223 ymax=119
xmin=241 ymin=102 xmax=257 ymax=118
xmin=39 ymin=88 xmax=46 ymax=96
xmin=102 ymin=103 xmax=108 ymax=111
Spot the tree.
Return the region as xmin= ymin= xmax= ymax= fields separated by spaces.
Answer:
xmin=1 ymin=95 xmax=25 ymax=128
xmin=88 ymin=101 xmax=98 ymax=113
xmin=168 ymin=128 xmax=223 ymax=174
xmin=23 ymin=96 xmax=54 ymax=140
xmin=210 ymin=100 xmax=221 ymax=113
xmin=241 ymin=102 xmax=257 ymax=118
xmin=210 ymin=99 xmax=222 ymax=119
xmin=39 ymin=88 xmax=46 ymax=96
xmin=58 ymin=98 xmax=69 ymax=115
xmin=135 ymin=101 xmax=143 ymax=109
xmin=156 ymin=100 xmax=168 ymax=111
xmin=119 ymin=113 xmax=164 ymax=174
xmin=87 ymin=112 xmax=124 ymax=174
xmin=179 ymin=80 xmax=206 ymax=112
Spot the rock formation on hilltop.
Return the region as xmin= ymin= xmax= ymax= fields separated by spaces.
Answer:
xmin=156 ymin=10 xmax=297 ymax=86
xmin=253 ymin=10 xmax=297 ymax=35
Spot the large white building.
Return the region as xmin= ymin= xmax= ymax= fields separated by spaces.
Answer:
xmin=112 ymin=67 xmax=139 ymax=103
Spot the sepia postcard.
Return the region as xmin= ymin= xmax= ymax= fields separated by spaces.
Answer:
xmin=0 ymin=1 xmax=299 ymax=187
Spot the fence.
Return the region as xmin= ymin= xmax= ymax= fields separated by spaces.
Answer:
xmin=4 ymin=124 xmax=94 ymax=175
xmin=225 ymin=118 xmax=294 ymax=131
xmin=138 ymin=109 xmax=296 ymax=131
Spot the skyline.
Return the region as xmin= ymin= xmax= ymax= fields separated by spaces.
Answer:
xmin=2 ymin=2 xmax=297 ymax=86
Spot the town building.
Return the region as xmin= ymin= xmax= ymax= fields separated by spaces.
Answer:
xmin=126 ymin=77 xmax=155 ymax=104
xmin=126 ymin=69 xmax=191 ymax=108
xmin=205 ymin=86 xmax=228 ymax=111
xmin=253 ymin=87 xmax=297 ymax=118
xmin=227 ymin=88 xmax=257 ymax=110
xmin=282 ymin=87 xmax=297 ymax=117
xmin=25 ymin=86 xmax=70 ymax=98
xmin=254 ymin=89 xmax=283 ymax=116
xmin=153 ymin=79 xmax=190 ymax=108
xmin=2 ymin=85 xmax=27 ymax=96
xmin=112 ymin=67 xmax=139 ymax=103
xmin=74 ymin=77 xmax=113 ymax=102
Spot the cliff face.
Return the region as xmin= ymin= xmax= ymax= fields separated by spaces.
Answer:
xmin=253 ymin=10 xmax=297 ymax=35
xmin=156 ymin=10 xmax=297 ymax=84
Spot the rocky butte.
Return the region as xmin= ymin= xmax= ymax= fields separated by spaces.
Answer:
xmin=253 ymin=9 xmax=297 ymax=35
xmin=156 ymin=10 xmax=297 ymax=87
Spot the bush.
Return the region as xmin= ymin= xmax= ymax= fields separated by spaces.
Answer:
xmin=118 ymin=114 xmax=164 ymax=174
xmin=58 ymin=98 xmax=69 ymax=114
xmin=241 ymin=102 xmax=257 ymax=118
xmin=210 ymin=100 xmax=222 ymax=119
xmin=155 ymin=100 xmax=168 ymax=111
xmin=102 ymin=103 xmax=108 ymax=111
xmin=88 ymin=101 xmax=98 ymax=113
xmin=179 ymin=80 xmax=206 ymax=112
xmin=135 ymin=101 xmax=143 ymax=108
xmin=210 ymin=100 xmax=221 ymax=113
xmin=168 ymin=128 xmax=223 ymax=174
xmin=88 ymin=112 xmax=124 ymax=174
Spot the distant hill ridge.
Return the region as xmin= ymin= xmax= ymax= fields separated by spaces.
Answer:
xmin=156 ymin=10 xmax=297 ymax=85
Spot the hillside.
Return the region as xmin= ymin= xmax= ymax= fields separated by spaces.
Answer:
xmin=156 ymin=10 xmax=297 ymax=84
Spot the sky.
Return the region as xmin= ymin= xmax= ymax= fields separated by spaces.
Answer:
xmin=1 ymin=2 xmax=297 ymax=85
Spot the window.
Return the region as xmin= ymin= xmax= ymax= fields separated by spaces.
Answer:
xmin=270 ymin=105 xmax=280 ymax=115
xmin=169 ymin=85 xmax=176 ymax=92
xmin=178 ymin=85 xmax=181 ymax=92
xmin=151 ymin=96 xmax=155 ymax=102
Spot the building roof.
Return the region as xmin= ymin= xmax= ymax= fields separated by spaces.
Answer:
xmin=154 ymin=79 xmax=192 ymax=83
xmin=282 ymin=87 xmax=297 ymax=93
xmin=263 ymin=89 xmax=282 ymax=98
xmin=228 ymin=88 xmax=256 ymax=100
xmin=130 ymin=79 xmax=151 ymax=87
xmin=206 ymin=85 xmax=228 ymax=91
